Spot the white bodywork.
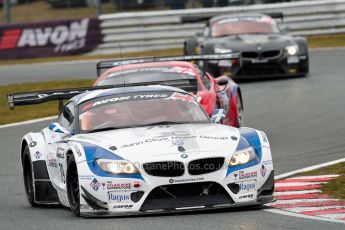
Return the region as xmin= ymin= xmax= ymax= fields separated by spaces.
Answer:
xmin=23 ymin=122 xmax=273 ymax=216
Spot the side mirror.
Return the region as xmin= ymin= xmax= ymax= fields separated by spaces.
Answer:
xmin=48 ymin=123 xmax=71 ymax=135
xmin=211 ymin=109 xmax=226 ymax=123
xmin=217 ymin=77 xmax=228 ymax=86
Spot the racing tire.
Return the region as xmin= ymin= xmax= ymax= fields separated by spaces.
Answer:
xmin=236 ymin=96 xmax=244 ymax=127
xmin=23 ymin=146 xmax=38 ymax=207
xmin=67 ymin=155 xmax=80 ymax=216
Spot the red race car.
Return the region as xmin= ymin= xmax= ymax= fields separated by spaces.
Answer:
xmin=94 ymin=54 xmax=243 ymax=127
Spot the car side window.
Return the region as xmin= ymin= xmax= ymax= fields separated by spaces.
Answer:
xmin=58 ymin=102 xmax=76 ymax=131
xmin=195 ymin=66 xmax=211 ymax=90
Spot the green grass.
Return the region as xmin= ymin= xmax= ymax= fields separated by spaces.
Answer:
xmin=307 ymin=34 xmax=345 ymax=48
xmin=0 ymin=48 xmax=183 ymax=66
xmin=0 ymin=79 xmax=93 ymax=125
xmin=297 ymin=162 xmax=345 ymax=200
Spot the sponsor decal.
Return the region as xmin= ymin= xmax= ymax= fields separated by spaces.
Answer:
xmin=79 ymin=175 xmax=94 ymax=180
xmin=169 ymin=177 xmax=204 ymax=184
xmin=56 ymin=147 xmax=64 ymax=159
xmin=81 ymin=93 xmax=169 ymax=112
xmin=199 ymin=136 xmax=229 ymax=140
xmin=113 ymin=204 xmax=133 ymax=209
xmin=80 ymin=204 xmax=91 ymax=210
xmin=73 ymin=145 xmax=82 ymax=157
xmin=34 ymin=151 xmax=41 ymax=159
xmin=121 ymin=135 xmax=229 ymax=148
xmin=90 ymin=178 xmax=101 ymax=191
xmin=239 ymin=194 xmax=254 ymax=199
xmin=106 ymin=181 xmax=131 ymax=190
xmin=48 ymin=158 xmax=58 ymax=168
xmin=108 ymin=191 xmax=131 ymax=203
xmin=171 ymin=139 xmax=184 ymax=146
xmin=237 ymin=171 xmax=257 ymax=180
xmin=261 ymin=132 xmax=268 ymax=142
xmin=234 ymin=172 xmax=238 ymax=180
xmin=237 ymin=180 xmax=256 ymax=193
xmin=158 ymin=131 xmax=190 ymax=137
xmin=59 ymin=163 xmax=65 ymax=184
xmin=29 ymin=141 xmax=37 ymax=147
xmin=260 ymin=164 xmax=267 ymax=177
xmin=263 ymin=160 xmax=272 ymax=166
xmin=0 ymin=18 xmax=102 ymax=60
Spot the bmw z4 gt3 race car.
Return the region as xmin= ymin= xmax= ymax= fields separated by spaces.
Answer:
xmin=95 ymin=54 xmax=243 ymax=127
xmin=184 ymin=13 xmax=309 ymax=79
xmin=8 ymin=83 xmax=274 ymax=217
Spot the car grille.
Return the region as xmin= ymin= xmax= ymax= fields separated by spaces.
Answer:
xmin=143 ymin=161 xmax=184 ymax=177
xmin=188 ymin=157 xmax=225 ymax=175
xmin=140 ymin=182 xmax=234 ymax=211
xmin=262 ymin=50 xmax=281 ymax=59
xmin=242 ymin=50 xmax=282 ymax=60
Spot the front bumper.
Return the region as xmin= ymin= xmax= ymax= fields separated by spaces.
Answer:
xmin=81 ymin=195 xmax=275 ymax=217
xmin=77 ymin=155 xmax=275 ymax=217
xmin=206 ymin=53 xmax=308 ymax=79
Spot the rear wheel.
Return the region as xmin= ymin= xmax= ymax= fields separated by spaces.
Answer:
xmin=236 ymin=96 xmax=244 ymax=127
xmin=67 ymin=155 xmax=80 ymax=216
xmin=22 ymin=146 xmax=37 ymax=207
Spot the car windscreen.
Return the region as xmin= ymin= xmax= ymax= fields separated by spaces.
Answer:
xmin=211 ymin=17 xmax=279 ymax=37
xmin=78 ymin=91 xmax=210 ymax=133
xmin=97 ymin=66 xmax=197 ymax=86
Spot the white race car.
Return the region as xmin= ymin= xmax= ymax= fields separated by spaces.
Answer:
xmin=9 ymin=84 xmax=274 ymax=217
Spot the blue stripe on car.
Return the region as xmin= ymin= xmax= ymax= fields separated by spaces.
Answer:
xmin=226 ymin=128 xmax=262 ymax=175
xmin=80 ymin=142 xmax=144 ymax=180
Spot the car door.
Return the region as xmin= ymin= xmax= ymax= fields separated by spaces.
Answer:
xmin=46 ymin=102 xmax=76 ymax=189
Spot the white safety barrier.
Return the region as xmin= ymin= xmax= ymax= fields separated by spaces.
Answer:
xmin=90 ymin=0 xmax=345 ymax=54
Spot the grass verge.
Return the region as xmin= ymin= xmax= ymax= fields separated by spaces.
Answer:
xmin=0 ymin=79 xmax=93 ymax=125
xmin=307 ymin=34 xmax=345 ymax=49
xmin=0 ymin=48 xmax=183 ymax=66
xmin=297 ymin=162 xmax=345 ymax=200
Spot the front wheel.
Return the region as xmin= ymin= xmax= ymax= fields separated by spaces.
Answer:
xmin=67 ymin=155 xmax=80 ymax=216
xmin=23 ymin=146 xmax=37 ymax=207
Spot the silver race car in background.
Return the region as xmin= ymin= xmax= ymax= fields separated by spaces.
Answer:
xmin=8 ymin=81 xmax=274 ymax=217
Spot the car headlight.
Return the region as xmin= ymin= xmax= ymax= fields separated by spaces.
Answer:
xmin=215 ymin=47 xmax=232 ymax=54
xmin=285 ymin=45 xmax=299 ymax=56
xmin=229 ymin=147 xmax=255 ymax=167
xmin=96 ymin=159 xmax=139 ymax=174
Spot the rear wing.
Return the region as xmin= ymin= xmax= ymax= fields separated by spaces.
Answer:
xmin=7 ymin=79 xmax=198 ymax=110
xmin=96 ymin=53 xmax=241 ymax=77
xmin=180 ymin=12 xmax=284 ymax=24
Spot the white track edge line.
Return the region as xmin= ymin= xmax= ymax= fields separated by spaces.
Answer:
xmin=275 ymin=158 xmax=345 ymax=180
xmin=0 ymin=116 xmax=57 ymax=129
xmin=265 ymin=208 xmax=345 ymax=224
